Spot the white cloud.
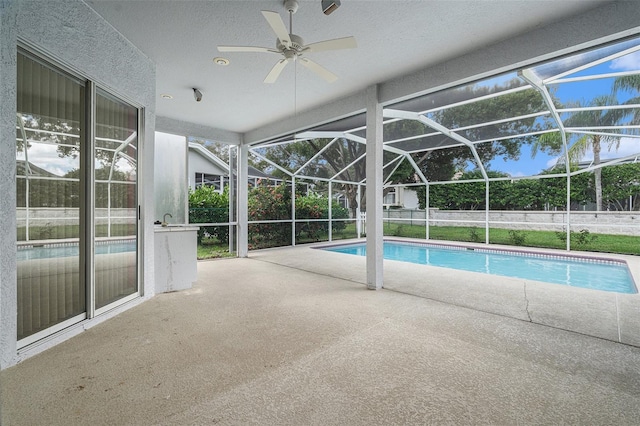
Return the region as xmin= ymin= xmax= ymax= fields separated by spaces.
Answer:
xmin=610 ymin=51 xmax=640 ymax=71
xmin=546 ymin=137 xmax=640 ymax=167
xmin=18 ymin=143 xmax=79 ymax=176
xmin=581 ymin=137 xmax=640 ymax=161
xmin=546 ymin=157 xmax=561 ymax=169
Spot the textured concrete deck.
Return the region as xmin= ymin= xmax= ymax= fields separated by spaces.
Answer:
xmin=2 ymin=250 xmax=640 ymax=425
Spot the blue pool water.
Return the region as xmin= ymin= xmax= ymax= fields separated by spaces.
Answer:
xmin=322 ymin=241 xmax=637 ymax=294
xmin=18 ymin=241 xmax=136 ymax=261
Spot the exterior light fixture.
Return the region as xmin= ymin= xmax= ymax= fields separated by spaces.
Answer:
xmin=193 ymin=88 xmax=203 ymax=102
xmin=321 ymin=0 xmax=341 ymax=15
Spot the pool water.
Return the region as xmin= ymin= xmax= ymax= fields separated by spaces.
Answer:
xmin=323 ymin=241 xmax=637 ymax=294
xmin=18 ymin=241 xmax=136 ymax=261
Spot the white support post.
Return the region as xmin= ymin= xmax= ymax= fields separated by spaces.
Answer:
xmin=566 ymin=174 xmax=571 ymax=251
xmin=366 ymin=85 xmax=383 ymax=290
xmin=328 ymin=182 xmax=333 ymax=242
xmin=238 ymin=143 xmax=249 ymax=257
xmin=292 ymin=176 xmax=296 ymax=247
xmin=425 ymin=184 xmax=429 ymax=240
xmin=356 ymin=185 xmax=362 ymax=238
xmin=228 ymin=145 xmax=235 ymax=254
xmin=485 ymin=181 xmax=490 ymax=244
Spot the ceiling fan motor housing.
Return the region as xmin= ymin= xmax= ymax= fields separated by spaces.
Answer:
xmin=277 ymin=34 xmax=305 ymax=54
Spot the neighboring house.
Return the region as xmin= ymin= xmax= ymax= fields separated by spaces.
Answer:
xmin=188 ymin=142 xmax=282 ymax=191
xmin=384 ymin=186 xmax=420 ymax=209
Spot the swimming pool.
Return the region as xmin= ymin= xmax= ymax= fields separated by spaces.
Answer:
xmin=17 ymin=240 xmax=136 ymax=261
xmin=321 ymin=241 xmax=637 ymax=294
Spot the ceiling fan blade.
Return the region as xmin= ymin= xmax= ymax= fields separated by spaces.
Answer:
xmin=261 ymin=10 xmax=291 ymax=48
xmin=304 ymin=36 xmax=357 ymax=53
xmin=299 ymin=58 xmax=338 ymax=83
xmin=218 ymin=46 xmax=279 ymax=53
xmin=264 ymin=59 xmax=289 ymax=84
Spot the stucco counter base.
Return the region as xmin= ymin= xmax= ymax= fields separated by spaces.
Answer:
xmin=154 ymin=226 xmax=199 ymax=293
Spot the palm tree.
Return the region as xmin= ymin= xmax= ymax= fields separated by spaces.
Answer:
xmin=613 ymin=75 xmax=640 ymax=124
xmin=562 ymin=95 xmax=630 ymax=211
xmin=531 ymin=95 xmax=627 ymax=211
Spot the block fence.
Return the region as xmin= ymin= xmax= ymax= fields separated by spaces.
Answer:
xmin=381 ymin=209 xmax=640 ymax=236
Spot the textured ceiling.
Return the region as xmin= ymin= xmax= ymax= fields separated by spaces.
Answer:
xmin=86 ymin=0 xmax=609 ymax=136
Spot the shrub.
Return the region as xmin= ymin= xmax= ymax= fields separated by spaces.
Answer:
xmin=248 ymin=183 xmax=292 ymax=248
xmin=247 ymin=183 xmax=351 ymax=247
xmin=508 ymin=229 xmax=527 ymax=245
xmin=468 ymin=227 xmax=480 ymax=242
xmin=295 ymin=193 xmax=350 ymax=240
xmin=557 ymin=229 xmax=598 ymax=247
xmin=575 ymin=229 xmax=597 ymax=246
xmin=189 ymin=186 xmax=229 ymax=243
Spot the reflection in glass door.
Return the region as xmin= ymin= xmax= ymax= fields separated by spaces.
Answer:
xmin=16 ymin=52 xmax=86 ymax=342
xmin=94 ymin=90 xmax=138 ymax=310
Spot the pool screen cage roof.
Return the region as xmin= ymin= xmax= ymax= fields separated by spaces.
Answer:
xmin=246 ymin=37 xmax=640 ymax=200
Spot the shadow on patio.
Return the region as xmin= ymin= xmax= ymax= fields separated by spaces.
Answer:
xmin=2 ymin=254 xmax=640 ymax=425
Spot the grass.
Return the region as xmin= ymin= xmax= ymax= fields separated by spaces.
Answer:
xmin=382 ymin=223 xmax=640 ymax=256
xmin=197 ymin=238 xmax=236 ymax=259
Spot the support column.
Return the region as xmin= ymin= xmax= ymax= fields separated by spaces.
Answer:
xmin=328 ymin=182 xmax=332 ymax=242
xmin=228 ymin=146 xmax=236 ymax=254
xmin=291 ymin=176 xmax=296 ymax=247
xmin=366 ymin=85 xmax=383 ymax=290
xmin=238 ymin=143 xmax=249 ymax=257
xmin=485 ymin=181 xmax=490 ymax=245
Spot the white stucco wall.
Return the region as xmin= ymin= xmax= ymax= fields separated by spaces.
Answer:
xmin=0 ymin=0 xmax=155 ymax=369
xmin=0 ymin=0 xmax=18 ymax=372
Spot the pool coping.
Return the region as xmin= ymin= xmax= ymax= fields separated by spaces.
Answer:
xmin=250 ymin=238 xmax=640 ymax=348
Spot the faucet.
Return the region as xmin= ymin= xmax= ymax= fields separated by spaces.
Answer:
xmin=161 ymin=213 xmax=172 ymax=227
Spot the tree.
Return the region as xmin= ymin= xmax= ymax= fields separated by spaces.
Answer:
xmin=189 ymin=137 xmax=231 ymax=163
xmin=255 ymin=138 xmax=365 ymax=217
xmin=562 ymin=95 xmax=628 ymax=211
xmin=531 ymin=85 xmax=639 ymax=211
xmin=613 ymin=75 xmax=640 ymax=125
xmin=601 ymin=163 xmax=640 ymax=211
xmin=391 ymin=79 xmax=552 ymax=190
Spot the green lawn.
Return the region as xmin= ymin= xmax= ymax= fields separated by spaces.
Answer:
xmin=382 ymin=223 xmax=640 ymax=256
xmin=197 ymin=222 xmax=638 ymax=257
xmin=197 ymin=238 xmax=236 ymax=259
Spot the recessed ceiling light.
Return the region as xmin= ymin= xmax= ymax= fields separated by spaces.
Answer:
xmin=161 ymin=94 xmax=173 ymax=99
xmin=213 ymin=57 xmax=230 ymax=66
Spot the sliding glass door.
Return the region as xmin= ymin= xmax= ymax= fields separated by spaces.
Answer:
xmin=94 ymin=89 xmax=138 ymax=311
xmin=16 ymin=50 xmax=139 ymax=345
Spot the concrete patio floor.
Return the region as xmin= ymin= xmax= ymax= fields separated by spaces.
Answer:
xmin=2 ymin=249 xmax=640 ymax=425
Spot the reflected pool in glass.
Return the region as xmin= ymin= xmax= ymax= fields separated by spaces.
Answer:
xmin=18 ymin=241 xmax=135 ymax=261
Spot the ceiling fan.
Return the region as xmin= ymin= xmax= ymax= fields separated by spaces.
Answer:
xmin=217 ymin=0 xmax=357 ymax=84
